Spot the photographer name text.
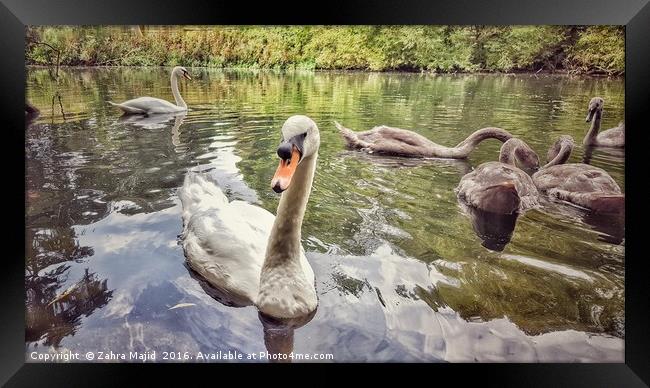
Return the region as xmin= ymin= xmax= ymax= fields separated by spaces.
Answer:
xmin=29 ymin=350 xmax=333 ymax=362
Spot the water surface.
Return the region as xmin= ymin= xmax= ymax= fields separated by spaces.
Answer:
xmin=26 ymin=67 xmax=625 ymax=362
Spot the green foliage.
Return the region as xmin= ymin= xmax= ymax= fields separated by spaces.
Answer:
xmin=568 ymin=26 xmax=625 ymax=75
xmin=25 ymin=25 xmax=624 ymax=74
xmin=303 ymin=26 xmax=377 ymax=70
xmin=369 ymin=26 xmax=476 ymax=71
xmin=483 ymin=26 xmax=567 ymax=71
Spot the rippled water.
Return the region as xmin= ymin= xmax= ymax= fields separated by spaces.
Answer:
xmin=26 ymin=67 xmax=625 ymax=362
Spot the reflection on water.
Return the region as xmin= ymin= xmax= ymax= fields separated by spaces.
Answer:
xmin=186 ymin=247 xmax=318 ymax=362
xmin=582 ymin=143 xmax=626 ymax=166
xmin=259 ymin=311 xmax=317 ymax=363
xmin=537 ymin=198 xmax=625 ymax=245
xmin=459 ymin=204 xmax=519 ymax=252
xmin=26 ymin=67 xmax=624 ymax=362
xmin=26 ymin=268 xmax=113 ymax=347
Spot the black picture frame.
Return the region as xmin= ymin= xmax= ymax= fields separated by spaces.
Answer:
xmin=2 ymin=0 xmax=648 ymax=385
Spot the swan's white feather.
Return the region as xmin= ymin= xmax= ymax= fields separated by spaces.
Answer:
xmin=109 ymin=97 xmax=186 ymax=114
xmin=108 ymin=66 xmax=189 ymax=115
xmin=179 ymin=172 xmax=314 ymax=308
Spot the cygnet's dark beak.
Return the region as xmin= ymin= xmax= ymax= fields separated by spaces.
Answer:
xmin=585 ymin=108 xmax=595 ymax=122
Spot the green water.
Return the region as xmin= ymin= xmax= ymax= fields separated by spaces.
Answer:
xmin=26 ymin=67 xmax=624 ymax=362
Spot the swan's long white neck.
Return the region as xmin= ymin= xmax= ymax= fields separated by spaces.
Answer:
xmin=171 ymin=72 xmax=187 ymax=109
xmin=263 ymin=153 xmax=318 ymax=268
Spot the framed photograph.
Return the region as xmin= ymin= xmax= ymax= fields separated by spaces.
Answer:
xmin=2 ymin=0 xmax=648 ymax=385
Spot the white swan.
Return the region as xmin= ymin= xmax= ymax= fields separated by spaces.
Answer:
xmin=179 ymin=115 xmax=320 ymax=319
xmin=108 ymin=66 xmax=192 ymax=115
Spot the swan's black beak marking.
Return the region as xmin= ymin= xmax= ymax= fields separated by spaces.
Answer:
xmin=281 ymin=133 xmax=306 ymax=158
xmin=277 ymin=142 xmax=293 ymax=160
xmin=183 ymin=71 xmax=192 ymax=80
xmin=271 ymin=149 xmax=299 ymax=193
xmin=271 ymin=134 xmax=306 ymax=194
xmin=586 ymin=104 xmax=601 ymax=122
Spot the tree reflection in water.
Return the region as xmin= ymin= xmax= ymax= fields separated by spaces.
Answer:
xmin=26 ymin=115 xmax=114 ymax=346
xmin=26 ymin=267 xmax=113 ymax=346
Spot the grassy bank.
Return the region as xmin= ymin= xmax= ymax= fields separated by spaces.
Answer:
xmin=26 ymin=26 xmax=624 ymax=75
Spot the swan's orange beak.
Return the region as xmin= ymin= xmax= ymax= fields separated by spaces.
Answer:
xmin=271 ymin=146 xmax=301 ymax=193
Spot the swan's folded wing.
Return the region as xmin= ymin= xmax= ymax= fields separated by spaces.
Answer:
xmin=535 ymin=164 xmax=621 ymax=195
xmin=179 ymin=172 xmax=229 ymax=224
xmin=182 ymin=200 xmax=275 ymax=304
xmin=597 ymin=126 xmax=625 ymax=146
xmin=114 ymin=97 xmax=180 ymax=113
xmin=108 ymin=101 xmax=147 ymax=114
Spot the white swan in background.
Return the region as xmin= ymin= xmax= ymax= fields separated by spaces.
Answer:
xmin=179 ymin=115 xmax=320 ymax=319
xmin=108 ymin=66 xmax=192 ymax=115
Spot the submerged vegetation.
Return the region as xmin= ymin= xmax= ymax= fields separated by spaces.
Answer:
xmin=26 ymin=26 xmax=624 ymax=75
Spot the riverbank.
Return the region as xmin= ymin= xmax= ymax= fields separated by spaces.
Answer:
xmin=25 ymin=64 xmax=624 ymax=79
xmin=26 ymin=26 xmax=624 ymax=75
